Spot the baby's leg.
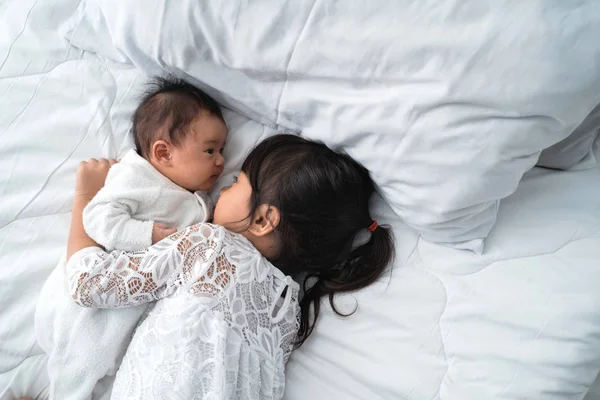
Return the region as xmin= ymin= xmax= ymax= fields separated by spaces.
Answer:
xmin=34 ymin=254 xmax=147 ymax=400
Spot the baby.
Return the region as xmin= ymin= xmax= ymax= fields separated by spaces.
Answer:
xmin=84 ymin=77 xmax=227 ymax=250
xmin=35 ymin=77 xmax=228 ymax=400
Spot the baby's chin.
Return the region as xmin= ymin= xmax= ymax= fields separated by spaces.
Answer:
xmin=196 ymin=183 xmax=216 ymax=192
xmin=195 ymin=177 xmax=221 ymax=192
xmin=183 ymin=180 xmax=216 ymax=193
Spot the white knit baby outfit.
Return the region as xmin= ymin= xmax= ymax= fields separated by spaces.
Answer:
xmin=83 ymin=149 xmax=213 ymax=250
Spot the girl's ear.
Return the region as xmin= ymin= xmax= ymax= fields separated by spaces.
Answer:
xmin=248 ymin=204 xmax=280 ymax=237
xmin=151 ymin=140 xmax=173 ymax=166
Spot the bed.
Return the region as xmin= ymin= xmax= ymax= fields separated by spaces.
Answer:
xmin=1 ymin=0 xmax=600 ymax=399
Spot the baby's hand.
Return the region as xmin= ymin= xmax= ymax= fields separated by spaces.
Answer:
xmin=75 ymin=158 xmax=119 ymax=202
xmin=152 ymin=223 xmax=177 ymax=244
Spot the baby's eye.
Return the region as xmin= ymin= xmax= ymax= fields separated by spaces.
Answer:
xmin=220 ymin=148 xmax=225 ymax=154
xmin=233 ymin=175 xmax=238 ymax=183
xmin=205 ymin=149 xmax=214 ymax=155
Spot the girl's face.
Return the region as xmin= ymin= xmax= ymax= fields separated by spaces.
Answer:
xmin=213 ymin=172 xmax=252 ymax=231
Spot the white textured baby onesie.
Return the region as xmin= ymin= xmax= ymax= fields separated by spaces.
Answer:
xmin=35 ymin=149 xmax=213 ymax=400
xmin=83 ymin=149 xmax=213 ymax=251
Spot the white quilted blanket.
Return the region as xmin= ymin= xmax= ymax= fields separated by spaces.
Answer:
xmin=1 ymin=0 xmax=599 ymax=399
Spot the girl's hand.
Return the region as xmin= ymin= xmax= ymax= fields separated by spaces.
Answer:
xmin=68 ymin=158 xmax=117 ymax=259
xmin=74 ymin=158 xmax=118 ymax=202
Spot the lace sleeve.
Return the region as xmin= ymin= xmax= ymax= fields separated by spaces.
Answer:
xmin=66 ymin=224 xmax=225 ymax=308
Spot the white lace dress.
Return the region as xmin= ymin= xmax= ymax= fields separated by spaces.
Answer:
xmin=66 ymin=223 xmax=300 ymax=400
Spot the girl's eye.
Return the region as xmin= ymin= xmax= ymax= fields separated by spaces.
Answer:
xmin=205 ymin=149 xmax=214 ymax=155
xmin=233 ymin=175 xmax=238 ymax=183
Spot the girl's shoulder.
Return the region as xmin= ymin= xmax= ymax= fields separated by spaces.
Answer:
xmin=186 ymin=223 xmax=298 ymax=291
xmin=185 ymin=223 xmax=261 ymax=258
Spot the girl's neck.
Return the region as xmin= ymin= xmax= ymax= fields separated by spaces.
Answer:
xmin=239 ymin=230 xmax=279 ymax=260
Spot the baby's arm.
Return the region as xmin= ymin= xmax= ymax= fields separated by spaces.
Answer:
xmin=82 ymin=163 xmax=160 ymax=251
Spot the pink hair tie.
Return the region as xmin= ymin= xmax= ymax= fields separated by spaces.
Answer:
xmin=367 ymin=220 xmax=378 ymax=232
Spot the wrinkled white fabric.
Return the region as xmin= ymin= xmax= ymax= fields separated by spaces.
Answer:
xmin=538 ymin=103 xmax=600 ymax=170
xmin=36 ymin=257 xmax=141 ymax=400
xmin=67 ymin=223 xmax=300 ymax=400
xmin=65 ymin=0 xmax=600 ymax=251
xmin=5 ymin=0 xmax=600 ymax=398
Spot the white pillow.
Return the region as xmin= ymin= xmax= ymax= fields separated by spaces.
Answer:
xmin=537 ymin=103 xmax=600 ymax=170
xmin=64 ymin=0 xmax=600 ymax=252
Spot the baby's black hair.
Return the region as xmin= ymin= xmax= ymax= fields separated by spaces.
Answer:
xmin=133 ymin=76 xmax=224 ymax=158
xmin=241 ymin=134 xmax=395 ymax=346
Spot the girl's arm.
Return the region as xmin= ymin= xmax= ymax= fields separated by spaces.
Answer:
xmin=66 ymin=224 xmax=222 ymax=308
xmin=67 ymin=158 xmax=118 ymax=260
xmin=68 ymin=195 xmax=99 ymax=259
xmin=66 ymin=158 xmax=224 ymax=309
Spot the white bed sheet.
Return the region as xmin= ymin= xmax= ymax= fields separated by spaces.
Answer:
xmin=284 ymin=166 xmax=600 ymax=400
xmin=1 ymin=0 xmax=600 ymax=399
xmin=1 ymin=0 xmax=105 ymax=397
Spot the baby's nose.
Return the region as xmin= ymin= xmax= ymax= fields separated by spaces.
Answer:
xmin=215 ymin=153 xmax=225 ymax=166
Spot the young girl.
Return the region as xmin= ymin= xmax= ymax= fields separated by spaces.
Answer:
xmin=65 ymin=134 xmax=394 ymax=399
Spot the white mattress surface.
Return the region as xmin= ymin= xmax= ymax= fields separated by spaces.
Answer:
xmin=284 ymin=167 xmax=600 ymax=400
xmin=1 ymin=0 xmax=600 ymax=399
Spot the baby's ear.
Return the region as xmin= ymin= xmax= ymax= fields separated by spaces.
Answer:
xmin=151 ymin=140 xmax=172 ymax=165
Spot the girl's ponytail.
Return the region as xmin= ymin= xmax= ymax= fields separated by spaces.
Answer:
xmin=297 ymin=224 xmax=394 ymax=346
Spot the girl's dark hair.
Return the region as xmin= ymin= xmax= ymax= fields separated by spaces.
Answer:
xmin=241 ymin=134 xmax=394 ymax=346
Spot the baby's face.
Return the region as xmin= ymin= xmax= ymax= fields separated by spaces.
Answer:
xmin=166 ymin=114 xmax=228 ymax=192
